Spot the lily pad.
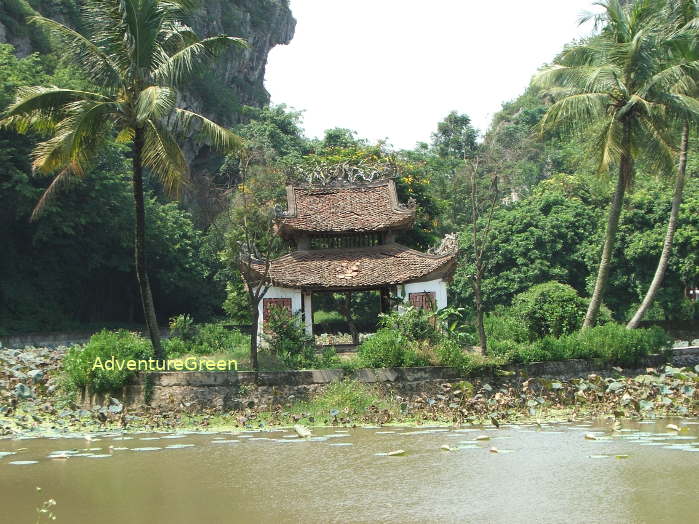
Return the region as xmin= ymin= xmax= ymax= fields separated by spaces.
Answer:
xmin=165 ymin=444 xmax=195 ymax=449
xmin=8 ymin=460 xmax=38 ymax=465
xmin=130 ymin=447 xmax=161 ymax=452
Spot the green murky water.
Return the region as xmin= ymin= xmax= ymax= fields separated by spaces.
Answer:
xmin=1 ymin=418 xmax=698 ymax=523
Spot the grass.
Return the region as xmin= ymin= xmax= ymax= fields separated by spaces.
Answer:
xmin=489 ymin=323 xmax=671 ymax=366
xmin=289 ymin=379 xmax=395 ymax=421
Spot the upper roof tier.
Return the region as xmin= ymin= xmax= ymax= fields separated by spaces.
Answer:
xmin=276 ymin=180 xmax=416 ymax=238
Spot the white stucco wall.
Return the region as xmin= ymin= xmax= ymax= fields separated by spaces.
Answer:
xmin=256 ymin=286 xmax=303 ymax=345
xmin=399 ymin=279 xmax=448 ymax=310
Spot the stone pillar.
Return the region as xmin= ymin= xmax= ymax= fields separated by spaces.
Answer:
xmin=303 ymin=292 xmax=313 ymax=337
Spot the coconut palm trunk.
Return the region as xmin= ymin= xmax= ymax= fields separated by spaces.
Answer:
xmin=132 ymin=128 xmax=164 ymax=359
xmin=583 ymin=121 xmax=633 ymax=329
xmin=627 ymin=121 xmax=690 ymax=329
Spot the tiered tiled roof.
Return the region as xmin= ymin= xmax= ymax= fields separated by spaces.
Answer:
xmin=276 ymin=180 xmax=415 ymax=238
xmin=252 ymin=244 xmax=456 ymax=290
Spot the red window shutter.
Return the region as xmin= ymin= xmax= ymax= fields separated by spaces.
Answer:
xmin=408 ymin=292 xmax=436 ymax=311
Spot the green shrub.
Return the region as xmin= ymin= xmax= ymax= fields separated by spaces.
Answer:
xmin=193 ymin=323 xmax=247 ymax=355
xmin=436 ymin=339 xmax=468 ymax=368
xmin=436 ymin=307 xmax=476 ymax=346
xmin=378 ymin=307 xmax=440 ymax=343
xmin=62 ymin=330 xmax=153 ymax=394
xmin=510 ymin=281 xmax=614 ymax=340
xmin=484 ymin=307 xmax=529 ymax=343
xmin=511 ymin=281 xmax=588 ymax=339
xmin=168 ymin=314 xmax=196 ymax=341
xmin=435 ymin=339 xmax=504 ymax=375
xmin=163 ymin=336 xmax=189 ymax=357
xmin=402 ymin=341 xmax=436 ymax=367
xmin=491 ymin=324 xmax=670 ymax=366
xmin=164 ymin=322 xmax=248 ymax=357
xmin=265 ymin=307 xmax=318 ymax=369
xmin=357 ymin=328 xmax=409 ymax=368
xmin=565 ymin=323 xmax=669 ymax=365
xmin=316 ymin=346 xmax=342 ymax=368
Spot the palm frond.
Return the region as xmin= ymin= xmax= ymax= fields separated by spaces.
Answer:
xmin=116 ymin=127 xmax=135 ymax=143
xmin=1 ymin=87 xmax=106 ymax=134
xmin=538 ymin=92 xmax=610 ymax=134
xmin=664 ymin=92 xmax=699 ymax=120
xmin=635 ymin=114 xmax=679 ymax=175
xmin=31 ymin=166 xmax=79 ymax=221
xmin=28 ymin=16 xmax=122 ymax=87
xmin=593 ymin=115 xmax=623 ymax=173
xmin=142 ymin=120 xmax=189 ymax=198
xmin=170 ymin=108 xmax=243 ymax=152
xmin=32 ymin=101 xmax=114 ymax=175
xmin=136 ymin=86 xmax=175 ymax=123
xmin=153 ymin=36 xmax=248 ymax=86
xmin=534 ymin=64 xmax=622 ymax=94
xmin=642 ymin=60 xmax=699 ymax=97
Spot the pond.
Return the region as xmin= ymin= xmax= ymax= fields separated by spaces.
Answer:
xmin=1 ymin=418 xmax=698 ymax=523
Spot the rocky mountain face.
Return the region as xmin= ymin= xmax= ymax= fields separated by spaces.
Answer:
xmin=1 ymin=0 xmax=295 ymax=221
xmin=1 ymin=1 xmax=295 ymax=122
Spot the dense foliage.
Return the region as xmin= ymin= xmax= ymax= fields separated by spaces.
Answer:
xmin=511 ymin=281 xmax=612 ymax=340
xmin=1 ymin=0 xmax=697 ymax=351
xmin=0 ymin=44 xmax=224 ymax=333
xmin=62 ymin=329 xmax=153 ymax=393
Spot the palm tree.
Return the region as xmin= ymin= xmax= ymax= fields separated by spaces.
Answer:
xmin=627 ymin=0 xmax=699 ymax=328
xmin=0 ymin=0 xmax=244 ymax=359
xmin=534 ymin=0 xmax=697 ymax=328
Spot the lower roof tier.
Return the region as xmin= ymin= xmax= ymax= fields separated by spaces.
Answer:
xmin=251 ymin=243 xmax=456 ymax=290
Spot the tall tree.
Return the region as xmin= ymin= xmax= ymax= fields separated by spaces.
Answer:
xmin=466 ymin=158 xmax=499 ymax=354
xmin=222 ymin=151 xmax=286 ymax=373
xmin=431 ymin=111 xmax=479 ymax=160
xmin=534 ymin=0 xmax=692 ymax=328
xmin=0 ymin=0 xmax=244 ymax=358
xmin=628 ymin=0 xmax=699 ymax=328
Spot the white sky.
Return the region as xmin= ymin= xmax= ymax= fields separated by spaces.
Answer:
xmin=264 ymin=0 xmax=601 ymax=150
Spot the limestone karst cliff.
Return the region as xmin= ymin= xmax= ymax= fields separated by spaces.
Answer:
xmin=0 ymin=0 xmax=295 ymax=129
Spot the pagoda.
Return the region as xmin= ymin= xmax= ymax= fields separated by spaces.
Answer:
xmin=251 ymin=179 xmax=457 ymax=344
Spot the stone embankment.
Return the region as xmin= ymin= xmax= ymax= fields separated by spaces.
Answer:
xmin=82 ymin=349 xmax=699 ymax=412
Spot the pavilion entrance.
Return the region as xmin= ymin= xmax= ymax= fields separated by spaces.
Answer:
xmin=309 ymin=289 xmax=386 ymax=347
